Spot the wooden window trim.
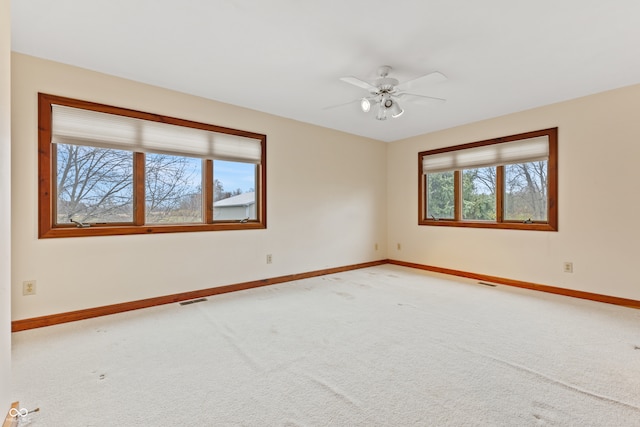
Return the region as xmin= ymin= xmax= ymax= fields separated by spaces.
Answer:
xmin=418 ymin=128 xmax=558 ymax=232
xmin=38 ymin=93 xmax=267 ymax=238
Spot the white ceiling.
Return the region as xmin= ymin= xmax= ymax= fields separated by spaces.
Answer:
xmin=11 ymin=0 xmax=640 ymax=142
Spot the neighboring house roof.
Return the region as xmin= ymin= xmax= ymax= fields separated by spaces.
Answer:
xmin=214 ymin=192 xmax=255 ymax=207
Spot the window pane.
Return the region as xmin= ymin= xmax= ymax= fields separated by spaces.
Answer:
xmin=56 ymin=144 xmax=134 ymax=224
xmin=213 ymin=160 xmax=257 ymax=221
xmin=427 ymin=171 xmax=455 ymax=219
xmin=504 ymin=161 xmax=548 ymax=221
xmin=145 ymin=154 xmax=203 ymax=224
xmin=462 ymin=167 xmax=496 ymax=220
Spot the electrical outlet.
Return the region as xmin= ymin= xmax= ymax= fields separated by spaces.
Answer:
xmin=563 ymin=262 xmax=573 ymax=273
xmin=266 ymin=254 xmax=273 ymax=264
xmin=375 ymin=243 xmax=378 ymax=251
xmin=397 ymin=243 xmax=401 ymax=250
xmin=23 ymin=280 xmax=37 ymax=296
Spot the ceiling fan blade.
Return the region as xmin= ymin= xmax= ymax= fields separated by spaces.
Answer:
xmin=339 ymin=76 xmax=379 ymax=93
xmin=395 ymin=92 xmax=446 ymax=106
xmin=322 ymin=98 xmax=360 ymax=110
xmin=396 ymin=71 xmax=447 ymax=91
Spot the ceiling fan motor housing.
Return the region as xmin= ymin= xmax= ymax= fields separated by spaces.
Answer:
xmin=375 ymin=77 xmax=399 ymax=93
xmin=336 ymin=64 xmax=445 ymax=120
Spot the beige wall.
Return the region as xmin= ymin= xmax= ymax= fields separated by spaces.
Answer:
xmin=1 ymin=0 xmax=11 ymax=410
xmin=388 ymin=83 xmax=640 ymax=300
xmin=11 ymin=53 xmax=388 ymax=320
xmin=10 ymin=49 xmax=640 ymax=326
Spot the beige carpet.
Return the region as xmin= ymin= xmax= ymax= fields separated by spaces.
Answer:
xmin=11 ymin=265 xmax=640 ymax=426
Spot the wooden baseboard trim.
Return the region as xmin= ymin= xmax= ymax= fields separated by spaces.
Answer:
xmin=2 ymin=402 xmax=19 ymax=427
xmin=388 ymin=259 xmax=640 ymax=309
xmin=11 ymin=260 xmax=387 ymax=332
xmin=14 ymin=258 xmax=638 ymax=332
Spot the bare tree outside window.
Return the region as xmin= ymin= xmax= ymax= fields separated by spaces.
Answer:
xmin=56 ymin=145 xmax=205 ymax=225
xmin=40 ymin=93 xmax=266 ymax=238
xmin=213 ymin=179 xmax=242 ymax=202
xmin=504 ymin=161 xmax=548 ymax=221
xmin=56 ymin=144 xmax=134 ymax=224
xmin=145 ymin=154 xmax=203 ymax=224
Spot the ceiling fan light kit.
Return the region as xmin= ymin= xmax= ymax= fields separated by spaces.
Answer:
xmin=360 ymin=97 xmax=372 ymax=113
xmin=338 ymin=65 xmax=446 ymax=121
xmin=386 ymin=97 xmax=404 ymax=118
xmin=372 ymin=95 xmax=404 ymax=121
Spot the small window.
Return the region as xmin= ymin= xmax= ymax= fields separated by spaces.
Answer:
xmin=462 ymin=167 xmax=496 ymax=221
xmin=419 ymin=128 xmax=557 ymax=231
xmin=56 ymin=144 xmax=134 ymax=225
xmin=145 ymin=154 xmax=203 ymax=224
xmin=213 ymin=159 xmax=257 ymax=221
xmin=503 ymin=160 xmax=548 ymax=222
xmin=39 ymin=93 xmax=267 ymax=238
xmin=426 ymin=171 xmax=455 ymax=220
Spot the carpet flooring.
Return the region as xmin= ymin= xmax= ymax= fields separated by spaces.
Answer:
xmin=11 ymin=265 xmax=640 ymax=426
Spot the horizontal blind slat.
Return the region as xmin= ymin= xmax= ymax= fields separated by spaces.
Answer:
xmin=423 ymin=135 xmax=548 ymax=173
xmin=52 ymin=105 xmax=261 ymax=163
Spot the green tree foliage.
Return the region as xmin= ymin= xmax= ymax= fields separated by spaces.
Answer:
xmin=462 ymin=168 xmax=496 ymax=220
xmin=427 ymin=169 xmax=496 ymax=220
xmin=427 ymin=162 xmax=546 ymax=221
xmin=427 ymin=171 xmax=454 ymax=219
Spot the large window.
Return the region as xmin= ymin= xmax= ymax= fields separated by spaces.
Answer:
xmin=39 ymin=93 xmax=266 ymax=238
xmin=419 ymin=128 xmax=557 ymax=231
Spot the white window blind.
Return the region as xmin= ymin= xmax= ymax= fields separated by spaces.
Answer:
xmin=52 ymin=104 xmax=262 ymax=163
xmin=422 ymin=135 xmax=549 ymax=173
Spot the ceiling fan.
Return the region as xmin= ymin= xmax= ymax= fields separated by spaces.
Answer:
xmin=335 ymin=65 xmax=447 ymax=120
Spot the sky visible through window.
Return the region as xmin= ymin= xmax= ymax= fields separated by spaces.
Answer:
xmin=214 ymin=159 xmax=255 ymax=193
xmin=182 ymin=158 xmax=255 ymax=193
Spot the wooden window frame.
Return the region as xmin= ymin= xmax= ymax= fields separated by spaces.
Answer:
xmin=38 ymin=93 xmax=267 ymax=238
xmin=418 ymin=128 xmax=558 ymax=231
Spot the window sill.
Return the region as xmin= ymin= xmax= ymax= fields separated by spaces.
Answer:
xmin=418 ymin=219 xmax=557 ymax=232
xmin=39 ymin=222 xmax=266 ymax=238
